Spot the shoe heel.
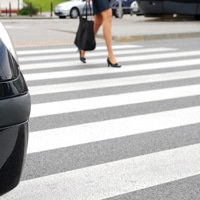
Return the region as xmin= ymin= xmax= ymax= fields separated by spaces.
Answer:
xmin=107 ymin=58 xmax=121 ymax=68
xmin=79 ymin=49 xmax=86 ymax=63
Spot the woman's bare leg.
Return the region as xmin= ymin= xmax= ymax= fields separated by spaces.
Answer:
xmin=94 ymin=14 xmax=103 ymax=35
xmin=101 ymin=8 xmax=117 ymax=64
xmin=81 ymin=8 xmax=118 ymax=65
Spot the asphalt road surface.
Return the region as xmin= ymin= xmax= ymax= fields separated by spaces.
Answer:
xmin=2 ymin=18 xmax=200 ymax=199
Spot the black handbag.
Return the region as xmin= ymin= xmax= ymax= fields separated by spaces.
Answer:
xmin=74 ymin=2 xmax=96 ymax=51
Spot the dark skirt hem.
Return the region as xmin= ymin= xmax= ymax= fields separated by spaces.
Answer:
xmin=92 ymin=0 xmax=111 ymax=15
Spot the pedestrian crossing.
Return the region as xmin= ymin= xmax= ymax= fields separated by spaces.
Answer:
xmin=3 ymin=44 xmax=200 ymax=199
xmin=29 ymin=106 xmax=200 ymax=154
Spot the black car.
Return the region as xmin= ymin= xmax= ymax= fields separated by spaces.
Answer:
xmin=0 ymin=22 xmax=31 ymax=196
xmin=112 ymin=0 xmax=135 ymax=18
xmin=136 ymin=0 xmax=200 ymax=19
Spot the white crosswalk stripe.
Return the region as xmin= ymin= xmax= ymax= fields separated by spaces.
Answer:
xmin=23 ymin=58 xmax=200 ymax=81
xmin=4 ymin=44 xmax=200 ymax=199
xmin=19 ymin=47 xmax=175 ymax=62
xmin=28 ymin=106 xmax=200 ymax=153
xmin=30 ymin=85 xmax=200 ymax=118
xmin=20 ymin=50 xmax=200 ymax=70
xmin=28 ymin=70 xmax=200 ymax=95
xmin=5 ymin=144 xmax=200 ymax=200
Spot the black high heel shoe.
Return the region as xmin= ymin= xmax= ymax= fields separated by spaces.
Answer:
xmin=107 ymin=58 xmax=121 ymax=68
xmin=80 ymin=57 xmax=86 ymax=63
xmin=79 ymin=50 xmax=86 ymax=63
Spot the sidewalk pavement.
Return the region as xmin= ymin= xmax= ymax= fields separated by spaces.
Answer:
xmin=112 ymin=15 xmax=200 ymax=42
xmin=43 ymin=12 xmax=200 ymax=39
xmin=1 ymin=12 xmax=200 ymax=47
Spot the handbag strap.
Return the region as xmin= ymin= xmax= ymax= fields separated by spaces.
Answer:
xmin=82 ymin=2 xmax=92 ymax=19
